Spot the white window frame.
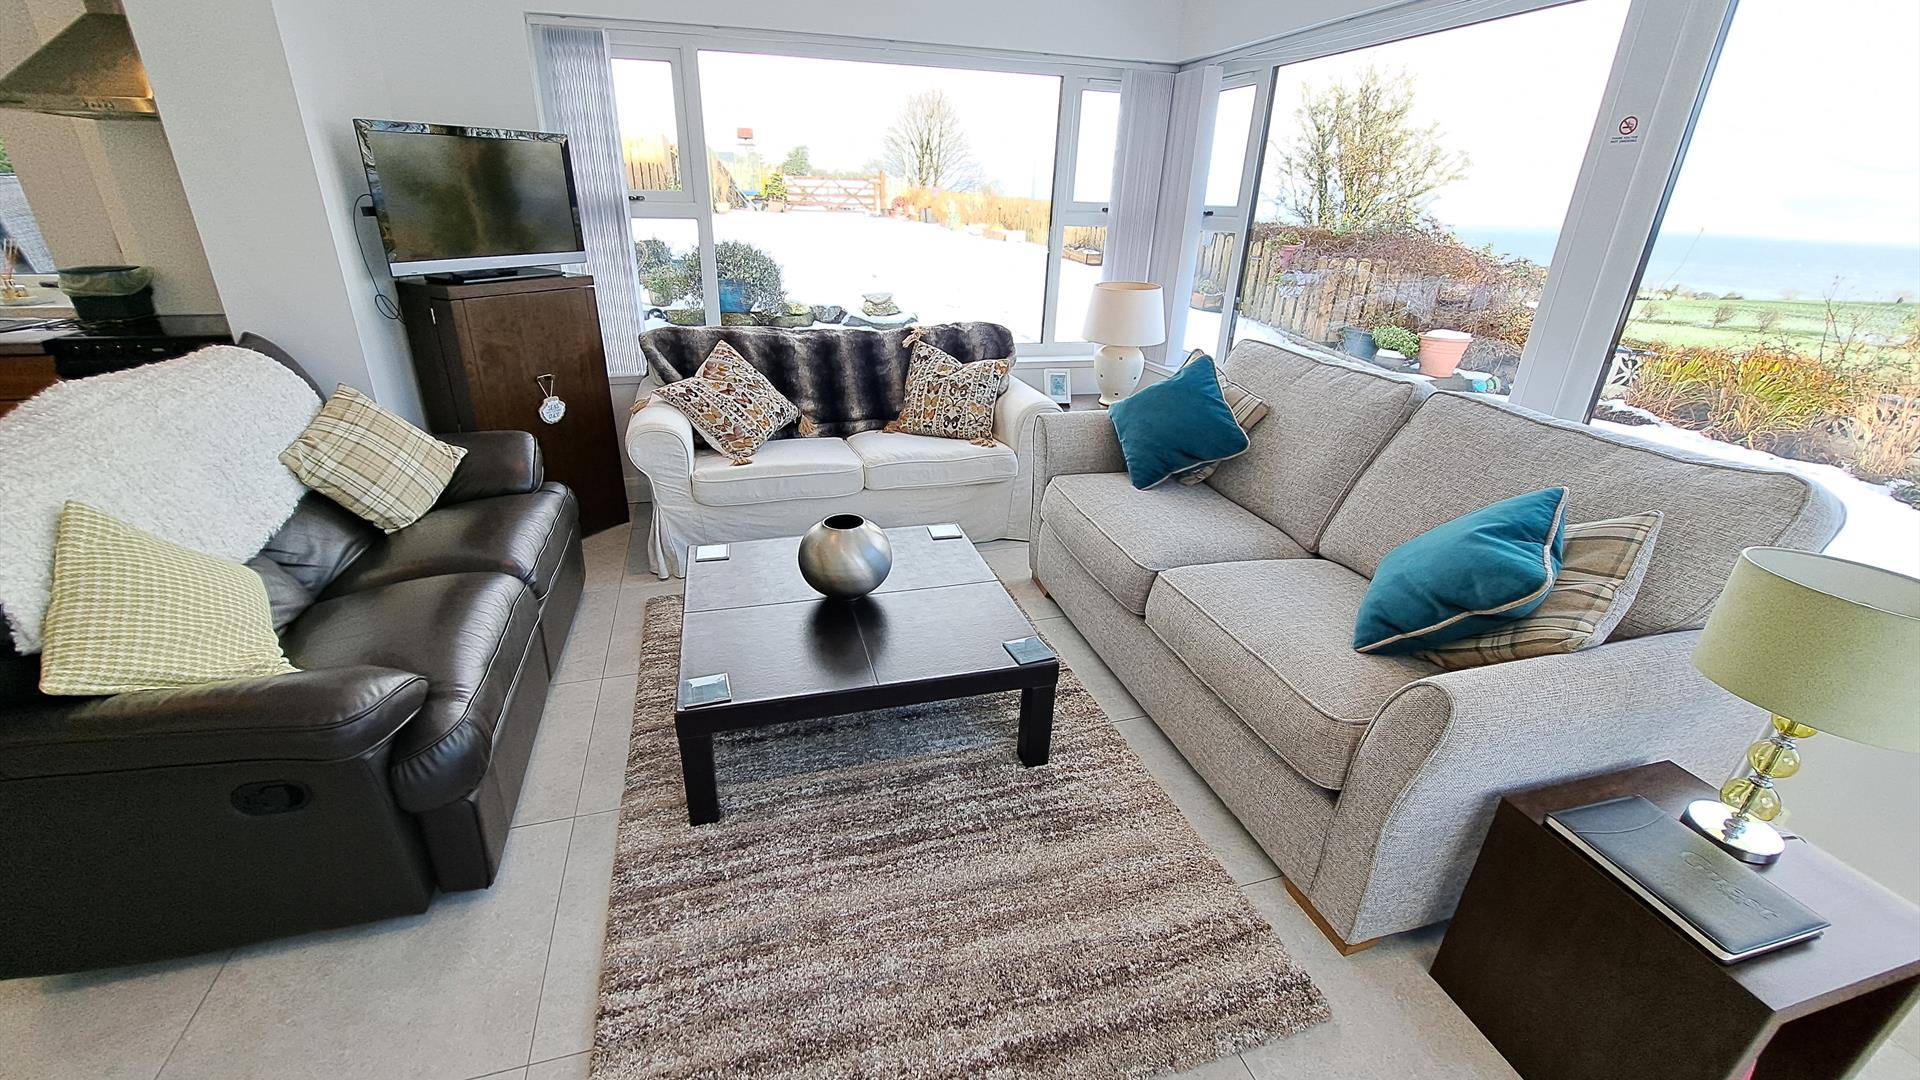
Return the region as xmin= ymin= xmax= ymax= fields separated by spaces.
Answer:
xmin=583 ymin=19 xmax=1161 ymax=356
xmin=1185 ymin=0 xmax=1738 ymax=422
xmin=1193 ymin=71 xmax=1271 ymax=361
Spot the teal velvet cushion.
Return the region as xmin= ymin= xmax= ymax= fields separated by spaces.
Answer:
xmin=1354 ymin=487 xmax=1571 ymax=654
xmin=1107 ymin=354 xmax=1251 ymax=490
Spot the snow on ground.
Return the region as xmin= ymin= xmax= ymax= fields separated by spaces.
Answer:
xmin=714 ymin=209 xmax=1103 ymax=342
xmin=1593 ymin=411 xmax=1918 ymax=577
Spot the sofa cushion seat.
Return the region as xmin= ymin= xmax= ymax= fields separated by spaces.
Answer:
xmin=323 ymin=484 xmax=578 ymax=601
xmin=847 ymin=430 xmax=1018 ymax=490
xmin=283 ymin=572 xmax=540 ymax=812
xmin=689 ymin=439 xmax=864 ymax=507
xmin=1041 ymin=472 xmax=1307 ymax=615
xmin=1146 ymin=559 xmax=1438 ymax=790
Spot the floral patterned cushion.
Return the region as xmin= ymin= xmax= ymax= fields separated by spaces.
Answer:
xmin=649 ymin=342 xmax=800 ymax=464
xmin=893 ymin=342 xmax=1013 ymax=442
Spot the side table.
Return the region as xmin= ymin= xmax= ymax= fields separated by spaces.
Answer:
xmin=1431 ymin=761 xmax=1920 ymax=1080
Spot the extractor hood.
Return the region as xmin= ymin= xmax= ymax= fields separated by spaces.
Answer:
xmin=0 ymin=12 xmax=156 ymax=120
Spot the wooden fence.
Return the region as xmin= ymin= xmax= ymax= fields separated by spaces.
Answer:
xmin=785 ymin=174 xmax=885 ymax=212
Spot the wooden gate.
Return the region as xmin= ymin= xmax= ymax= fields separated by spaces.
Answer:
xmin=785 ymin=174 xmax=885 ymax=212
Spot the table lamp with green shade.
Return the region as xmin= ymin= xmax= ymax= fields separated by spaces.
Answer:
xmin=1687 ymin=547 xmax=1920 ymax=864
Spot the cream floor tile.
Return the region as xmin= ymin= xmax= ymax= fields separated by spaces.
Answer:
xmin=0 ymin=950 xmax=227 ymax=1080
xmin=471 ymin=1070 xmax=526 ymax=1080
xmin=1859 ymin=1043 xmax=1920 ymax=1080
xmin=526 ymin=1052 xmax=591 ymax=1080
xmin=553 ymin=587 xmax=618 ymax=684
xmin=582 ymin=523 xmax=632 ymax=591
xmin=980 ymin=540 xmax=1064 ymax=622
xmin=1165 ymin=1053 xmax=1255 ymax=1078
xmin=528 ymin=811 xmax=621 ymax=1063
xmin=1034 ymin=613 xmax=1145 ymax=722
xmin=514 ymin=680 xmax=605 ymax=827
xmin=604 ymin=575 xmax=680 ymax=678
xmin=157 ymin=819 xmax=574 ymax=1080
xmin=1114 ymin=716 xmax=1281 ymax=886
xmin=578 ymin=672 xmax=641 ymax=817
xmin=1236 ymin=880 xmax=1517 ymax=1080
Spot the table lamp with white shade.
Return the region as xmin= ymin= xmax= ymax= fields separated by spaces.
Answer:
xmin=1685 ymin=547 xmax=1920 ymax=864
xmin=1084 ymin=281 xmax=1165 ymax=407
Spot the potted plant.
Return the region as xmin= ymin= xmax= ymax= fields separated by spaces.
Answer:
xmin=762 ymin=172 xmax=788 ymax=212
xmin=1418 ymin=329 xmax=1472 ymax=378
xmin=1191 ymin=276 xmax=1225 ymax=312
xmin=645 ymin=266 xmax=687 ymax=307
xmin=1274 ymin=229 xmax=1305 ymax=269
xmin=1372 ymin=325 xmax=1421 ymax=369
xmin=1339 ymin=326 xmax=1378 ymax=362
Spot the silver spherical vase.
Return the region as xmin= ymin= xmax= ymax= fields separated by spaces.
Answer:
xmin=797 ymin=515 xmax=893 ymax=599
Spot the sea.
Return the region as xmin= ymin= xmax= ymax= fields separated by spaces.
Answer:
xmin=1453 ymin=226 xmax=1920 ymax=303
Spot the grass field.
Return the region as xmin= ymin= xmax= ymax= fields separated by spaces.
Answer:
xmin=1622 ymin=295 xmax=1916 ymax=370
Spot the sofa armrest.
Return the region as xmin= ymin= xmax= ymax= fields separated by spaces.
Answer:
xmin=1029 ymin=408 xmax=1126 ymax=567
xmin=437 ymin=431 xmax=544 ymax=505
xmin=624 ymin=398 xmax=696 ymax=496
xmin=1312 ymin=630 xmax=1761 ymax=942
xmin=993 ymin=376 xmax=1057 ymax=448
xmin=0 ymin=666 xmax=428 ymax=781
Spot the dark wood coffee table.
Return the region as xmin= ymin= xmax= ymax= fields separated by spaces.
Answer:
xmin=672 ymin=525 xmax=1060 ymax=825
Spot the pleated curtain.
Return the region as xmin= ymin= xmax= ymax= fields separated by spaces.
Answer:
xmin=1104 ymin=69 xmax=1174 ymax=285
xmin=1143 ymin=65 xmax=1222 ymax=366
xmin=536 ymin=25 xmax=645 ymax=377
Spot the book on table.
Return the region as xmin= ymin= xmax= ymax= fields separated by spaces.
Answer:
xmin=1546 ymin=795 xmax=1828 ymax=964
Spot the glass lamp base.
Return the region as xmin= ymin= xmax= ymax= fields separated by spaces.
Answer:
xmin=1682 ymin=799 xmax=1786 ymax=865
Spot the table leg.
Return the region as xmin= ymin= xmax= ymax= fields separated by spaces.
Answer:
xmin=677 ymin=729 xmax=719 ymax=825
xmin=1018 ymin=682 xmax=1055 ymax=767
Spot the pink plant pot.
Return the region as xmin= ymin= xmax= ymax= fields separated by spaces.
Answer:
xmin=1419 ymin=329 xmax=1471 ymax=378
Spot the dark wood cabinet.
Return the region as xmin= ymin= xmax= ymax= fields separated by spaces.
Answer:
xmin=398 ymin=274 xmax=629 ymax=534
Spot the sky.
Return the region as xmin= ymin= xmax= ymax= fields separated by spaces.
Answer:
xmin=1253 ymin=0 xmax=1920 ymax=248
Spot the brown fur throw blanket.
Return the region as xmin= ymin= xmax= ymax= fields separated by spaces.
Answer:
xmin=638 ymin=322 xmax=1014 ymax=439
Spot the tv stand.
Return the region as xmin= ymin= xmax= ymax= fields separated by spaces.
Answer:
xmin=420 ymin=266 xmax=563 ymax=285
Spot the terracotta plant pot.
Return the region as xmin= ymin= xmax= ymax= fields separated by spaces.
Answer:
xmin=1418 ymin=330 xmax=1471 ymax=378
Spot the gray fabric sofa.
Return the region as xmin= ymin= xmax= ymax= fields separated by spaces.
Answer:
xmin=1028 ymin=340 xmax=1845 ymax=947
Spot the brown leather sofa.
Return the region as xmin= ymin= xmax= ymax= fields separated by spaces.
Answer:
xmin=0 ymin=429 xmax=584 ymax=977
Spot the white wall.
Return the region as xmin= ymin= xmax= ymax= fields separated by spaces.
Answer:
xmin=120 ymin=0 xmax=417 ymax=416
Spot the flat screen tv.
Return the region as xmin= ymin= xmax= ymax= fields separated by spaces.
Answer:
xmin=355 ymin=119 xmax=586 ymax=278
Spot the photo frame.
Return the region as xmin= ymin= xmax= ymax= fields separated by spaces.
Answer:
xmin=1043 ymin=368 xmax=1072 ymax=405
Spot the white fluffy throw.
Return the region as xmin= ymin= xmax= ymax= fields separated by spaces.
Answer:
xmin=0 ymin=345 xmax=321 ymax=653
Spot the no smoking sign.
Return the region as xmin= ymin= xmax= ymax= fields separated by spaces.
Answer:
xmin=1609 ymin=114 xmax=1641 ymax=144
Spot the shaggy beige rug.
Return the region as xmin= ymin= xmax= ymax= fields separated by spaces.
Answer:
xmin=592 ymin=595 xmax=1328 ymax=1079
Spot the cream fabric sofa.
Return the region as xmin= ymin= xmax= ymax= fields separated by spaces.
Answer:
xmin=626 ymin=324 xmax=1056 ymax=577
xmin=1029 ymin=340 xmax=1845 ymax=947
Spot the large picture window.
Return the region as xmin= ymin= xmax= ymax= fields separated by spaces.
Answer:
xmin=1590 ymin=0 xmax=1920 ymax=573
xmin=1225 ymin=0 xmax=1629 ymax=394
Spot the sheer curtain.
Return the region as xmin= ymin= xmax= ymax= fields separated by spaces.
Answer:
xmin=1104 ymin=69 xmax=1174 ymax=285
xmin=536 ymin=25 xmax=644 ymax=377
xmin=1143 ymin=65 xmax=1221 ymax=366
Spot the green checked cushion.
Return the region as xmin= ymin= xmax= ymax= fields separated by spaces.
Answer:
xmin=38 ymin=501 xmax=297 ymax=696
xmin=280 ymin=384 xmax=466 ymax=532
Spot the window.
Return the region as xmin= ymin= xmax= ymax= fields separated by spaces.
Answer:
xmin=692 ymin=51 xmax=1061 ymax=341
xmin=1070 ymin=88 xmax=1119 ymax=205
xmin=631 ymin=218 xmax=700 ymax=329
xmin=611 ymin=57 xmax=686 ymax=196
xmin=0 ymin=135 xmax=54 ymax=280
xmin=1228 ymin=0 xmax=1629 ymax=395
xmin=1202 ymin=84 xmax=1256 ymax=209
xmin=1591 ymin=0 xmax=1920 ymax=574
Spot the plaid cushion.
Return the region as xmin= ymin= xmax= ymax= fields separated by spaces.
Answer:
xmin=280 ymin=384 xmax=466 ymax=532
xmin=38 ymin=501 xmax=297 ymax=696
xmin=1419 ymin=512 xmax=1663 ymax=669
xmin=1175 ymin=349 xmax=1269 ymax=484
xmin=896 ymin=341 xmax=1012 ymax=441
xmin=649 ymin=342 xmax=800 ymax=464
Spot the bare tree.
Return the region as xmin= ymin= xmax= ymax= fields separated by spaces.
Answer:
xmin=1711 ymin=303 xmax=1737 ymax=328
xmin=1755 ymin=308 xmax=1781 ymax=332
xmin=1270 ymin=67 xmax=1466 ymax=233
xmin=882 ymin=90 xmax=980 ymax=191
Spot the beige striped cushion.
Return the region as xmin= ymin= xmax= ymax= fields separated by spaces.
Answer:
xmin=1177 ymin=349 xmax=1270 ymax=484
xmin=39 ymin=502 xmax=297 ymax=696
xmin=1419 ymin=512 xmax=1663 ymax=670
xmin=280 ymin=384 xmax=466 ymax=532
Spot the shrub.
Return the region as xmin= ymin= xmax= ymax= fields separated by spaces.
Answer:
xmin=682 ymin=241 xmax=785 ymax=311
xmin=1625 ymin=343 xmax=1856 ymax=449
xmin=634 ymin=238 xmax=675 ymax=275
xmin=1372 ymin=325 xmax=1421 ymax=355
xmin=1850 ymin=384 xmax=1920 ymax=483
xmin=644 ymin=266 xmax=688 ymax=303
xmin=762 ymin=172 xmax=788 ymax=202
xmin=1638 ymin=299 xmax=1664 ymax=320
